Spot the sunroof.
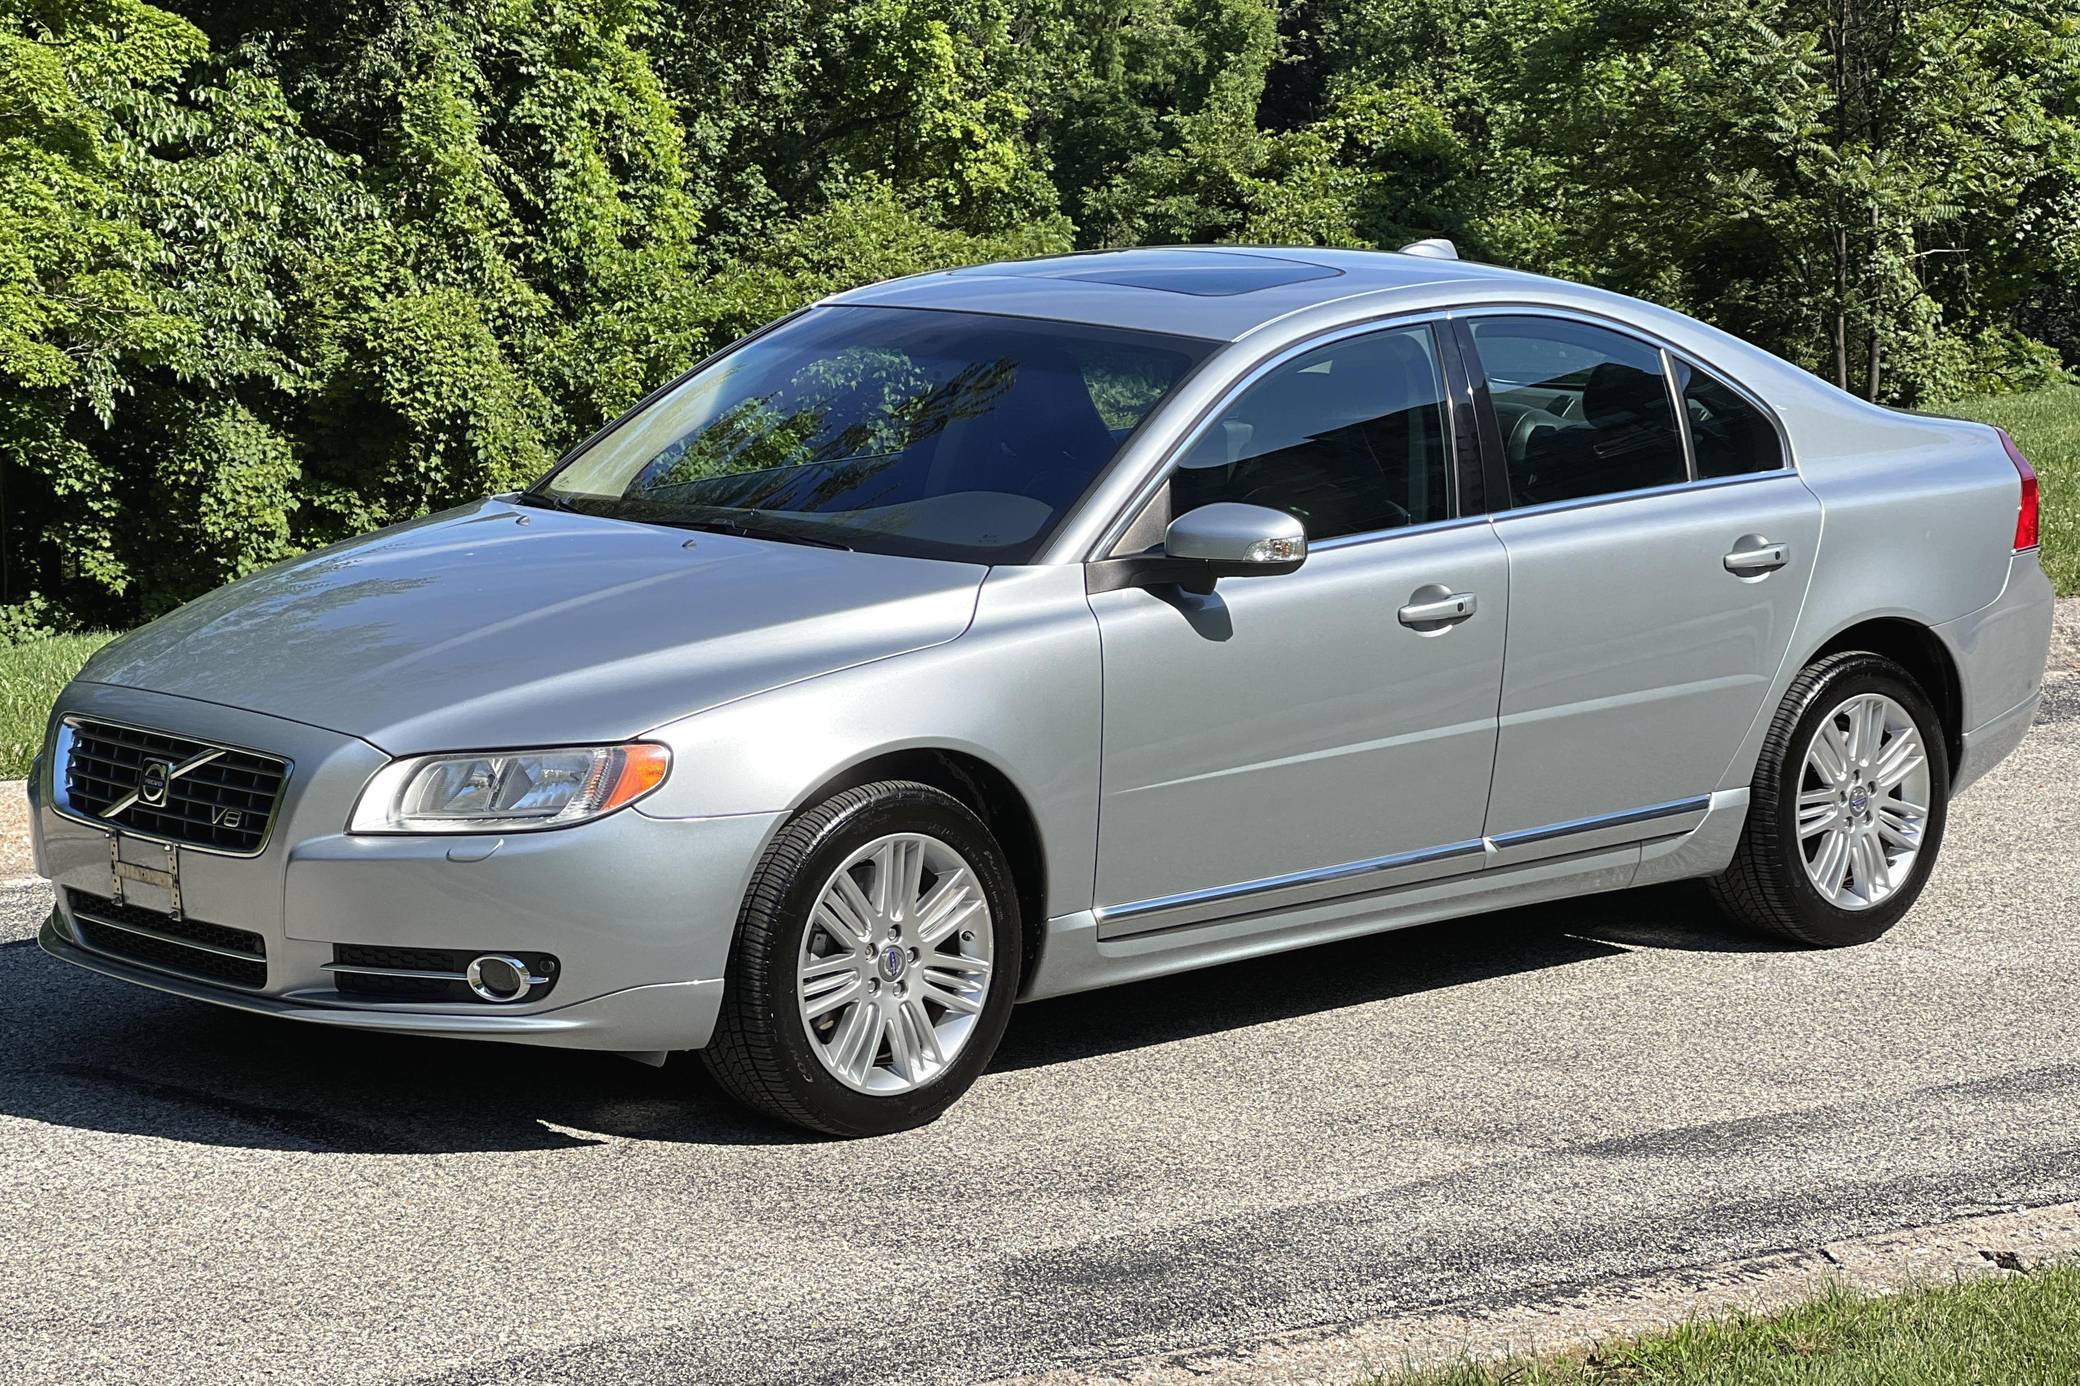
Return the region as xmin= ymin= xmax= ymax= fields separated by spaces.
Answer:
xmin=952 ymin=250 xmax=1344 ymax=297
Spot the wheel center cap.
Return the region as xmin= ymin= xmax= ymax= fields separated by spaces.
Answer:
xmin=1848 ymin=785 xmax=1871 ymax=815
xmin=879 ymin=944 xmax=908 ymax=981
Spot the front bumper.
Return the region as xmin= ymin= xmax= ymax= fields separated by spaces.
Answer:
xmin=39 ymin=914 xmax=725 ymax=1051
xmin=32 ymin=684 xmax=782 ymax=1053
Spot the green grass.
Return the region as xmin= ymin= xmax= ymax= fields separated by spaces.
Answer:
xmin=1947 ymin=383 xmax=2080 ymax=595
xmin=0 ymin=632 xmax=115 ymax=779
xmin=1370 ymin=1267 xmax=2080 ymax=1385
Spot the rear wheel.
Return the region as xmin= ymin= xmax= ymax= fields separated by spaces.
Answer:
xmin=701 ymin=780 xmax=1020 ymax=1136
xmin=1708 ymin=652 xmax=1950 ymax=947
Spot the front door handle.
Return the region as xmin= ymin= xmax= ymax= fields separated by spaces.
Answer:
xmin=1398 ymin=589 xmax=1478 ymax=628
xmin=1724 ymin=536 xmax=1788 ymax=575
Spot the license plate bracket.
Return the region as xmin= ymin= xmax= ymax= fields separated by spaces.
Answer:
xmin=110 ymin=834 xmax=182 ymax=920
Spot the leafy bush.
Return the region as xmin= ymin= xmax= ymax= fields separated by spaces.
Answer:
xmin=4 ymin=0 xmax=2078 ymax=629
xmin=0 ymin=596 xmax=60 ymax=649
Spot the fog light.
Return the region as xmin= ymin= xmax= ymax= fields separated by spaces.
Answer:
xmin=465 ymin=954 xmax=531 ymax=1003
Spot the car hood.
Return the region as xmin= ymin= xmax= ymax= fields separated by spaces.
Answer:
xmin=78 ymin=501 xmax=987 ymax=753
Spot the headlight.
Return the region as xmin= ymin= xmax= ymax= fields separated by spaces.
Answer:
xmin=349 ymin=743 xmax=671 ymax=834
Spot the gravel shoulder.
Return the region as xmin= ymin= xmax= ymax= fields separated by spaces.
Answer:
xmin=1 ymin=777 xmax=31 ymax=884
xmin=0 ymin=602 xmax=2075 ymax=1386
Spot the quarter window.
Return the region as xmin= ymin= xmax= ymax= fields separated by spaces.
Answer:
xmin=1677 ymin=360 xmax=1784 ymax=478
xmin=1169 ymin=325 xmax=1453 ymax=540
xmin=1467 ymin=316 xmax=1686 ymax=506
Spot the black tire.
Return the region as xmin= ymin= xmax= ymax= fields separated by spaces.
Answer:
xmin=700 ymin=780 xmax=1022 ymax=1137
xmin=1708 ymin=652 xmax=1951 ymax=947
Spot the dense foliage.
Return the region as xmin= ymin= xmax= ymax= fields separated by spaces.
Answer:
xmin=5 ymin=0 xmax=2079 ymax=628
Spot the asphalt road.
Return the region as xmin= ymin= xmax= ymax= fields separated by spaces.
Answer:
xmin=3 ymin=616 xmax=2077 ymax=1386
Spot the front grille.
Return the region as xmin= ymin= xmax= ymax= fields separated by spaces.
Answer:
xmin=62 ymin=719 xmax=288 ymax=854
xmin=68 ymin=889 xmax=268 ymax=990
xmin=330 ymin=944 xmax=559 ymax=1004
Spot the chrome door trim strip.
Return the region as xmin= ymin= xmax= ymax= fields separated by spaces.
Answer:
xmin=1097 ymin=795 xmax=1713 ymax=932
xmin=1486 ymin=795 xmax=1713 ymax=849
xmin=1098 ymin=838 xmax=1487 ymax=926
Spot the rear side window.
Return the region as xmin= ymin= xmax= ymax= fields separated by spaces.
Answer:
xmin=1677 ymin=361 xmax=1784 ymax=477
xmin=1169 ymin=324 xmax=1454 ymax=540
xmin=1467 ymin=316 xmax=1685 ymax=506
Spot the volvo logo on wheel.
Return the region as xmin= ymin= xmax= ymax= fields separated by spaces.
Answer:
xmin=879 ymin=944 xmax=908 ymax=982
xmin=137 ymin=759 xmax=172 ymax=807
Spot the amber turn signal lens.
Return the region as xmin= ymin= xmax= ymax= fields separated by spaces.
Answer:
xmin=604 ymin=743 xmax=673 ymax=811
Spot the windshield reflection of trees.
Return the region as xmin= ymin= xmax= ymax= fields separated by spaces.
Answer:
xmin=631 ymin=353 xmax=1019 ymax=518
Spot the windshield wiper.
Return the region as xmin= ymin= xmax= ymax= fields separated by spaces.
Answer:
xmin=511 ymin=491 xmax=579 ymax=512
xmin=655 ymin=517 xmax=852 ymax=551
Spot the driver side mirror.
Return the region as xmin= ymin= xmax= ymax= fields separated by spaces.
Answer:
xmin=1089 ymin=502 xmax=1309 ymax=596
xmin=1163 ymin=503 xmax=1308 ymax=589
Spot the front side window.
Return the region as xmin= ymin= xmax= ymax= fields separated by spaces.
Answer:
xmin=1467 ymin=315 xmax=1685 ymax=506
xmin=533 ymin=306 xmax=1214 ymax=563
xmin=1676 ymin=360 xmax=1784 ymax=478
xmin=1167 ymin=324 xmax=1454 ymax=541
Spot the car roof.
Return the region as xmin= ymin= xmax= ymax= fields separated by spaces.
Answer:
xmin=823 ymin=245 xmax=1535 ymax=342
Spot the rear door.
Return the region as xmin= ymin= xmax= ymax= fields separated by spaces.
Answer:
xmin=1458 ymin=311 xmax=1820 ymax=851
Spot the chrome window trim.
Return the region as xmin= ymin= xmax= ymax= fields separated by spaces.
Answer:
xmin=1079 ymin=300 xmax=1799 ymax=561
xmin=50 ymin=714 xmax=293 ymax=860
xmin=1097 ymin=794 xmax=1712 ymax=929
xmin=1450 ymin=303 xmax=1797 ymax=486
xmin=1083 ymin=309 xmax=1463 ymax=562
xmin=1487 ymin=468 xmax=1802 ymax=525
xmin=1309 ymin=512 xmax=1491 ymax=553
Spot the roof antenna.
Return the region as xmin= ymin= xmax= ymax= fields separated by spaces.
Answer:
xmin=1398 ymin=238 xmax=1459 ymax=260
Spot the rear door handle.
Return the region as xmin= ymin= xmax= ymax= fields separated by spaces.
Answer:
xmin=1398 ymin=590 xmax=1478 ymax=627
xmin=1723 ymin=537 xmax=1788 ymax=575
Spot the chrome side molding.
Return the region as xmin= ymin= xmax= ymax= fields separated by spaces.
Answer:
xmin=1486 ymin=795 xmax=1712 ymax=850
xmin=1099 ymin=794 xmax=1714 ymax=934
xmin=1100 ymin=838 xmax=1486 ymax=928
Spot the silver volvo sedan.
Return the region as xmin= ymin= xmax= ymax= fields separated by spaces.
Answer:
xmin=32 ymin=246 xmax=2054 ymax=1135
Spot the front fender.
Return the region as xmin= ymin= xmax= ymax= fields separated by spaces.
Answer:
xmin=634 ymin=565 xmax=1104 ymax=920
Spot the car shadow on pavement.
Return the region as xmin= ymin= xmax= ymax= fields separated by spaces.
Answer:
xmin=996 ymin=881 xmax=1788 ymax=1071
xmin=0 ymin=883 xmax=1785 ymax=1152
xmin=0 ymin=942 xmax=804 ymax=1153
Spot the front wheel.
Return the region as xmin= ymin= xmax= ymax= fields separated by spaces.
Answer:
xmin=701 ymin=780 xmax=1021 ymax=1136
xmin=1708 ymin=652 xmax=1951 ymax=947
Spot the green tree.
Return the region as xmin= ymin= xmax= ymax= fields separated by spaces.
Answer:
xmin=7 ymin=0 xmax=2080 ymax=630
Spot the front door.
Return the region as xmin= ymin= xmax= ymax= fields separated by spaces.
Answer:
xmin=1088 ymin=322 xmax=1510 ymax=935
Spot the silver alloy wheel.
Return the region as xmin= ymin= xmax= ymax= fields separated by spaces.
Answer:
xmin=1796 ymin=692 xmax=1932 ymax=911
xmin=795 ymin=832 xmax=995 ymax=1094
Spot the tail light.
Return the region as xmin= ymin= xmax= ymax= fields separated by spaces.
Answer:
xmin=1996 ymin=427 xmax=2040 ymax=552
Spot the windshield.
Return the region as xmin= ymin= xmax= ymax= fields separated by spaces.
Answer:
xmin=532 ymin=305 xmax=1215 ymax=563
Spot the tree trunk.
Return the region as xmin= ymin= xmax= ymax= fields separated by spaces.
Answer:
xmin=1864 ymin=203 xmax=1883 ymax=401
xmin=1827 ymin=0 xmax=1852 ymax=393
xmin=1833 ymin=229 xmax=1851 ymax=391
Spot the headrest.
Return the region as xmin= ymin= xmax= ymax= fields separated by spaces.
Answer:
xmin=1580 ymin=361 xmax=1667 ymax=431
